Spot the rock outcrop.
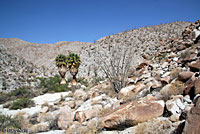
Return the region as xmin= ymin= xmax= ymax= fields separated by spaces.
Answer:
xmin=99 ymin=96 xmax=164 ymax=129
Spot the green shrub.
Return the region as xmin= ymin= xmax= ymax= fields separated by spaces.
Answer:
xmin=9 ymin=98 xmax=35 ymax=110
xmin=8 ymin=86 xmax=36 ymax=99
xmin=0 ymin=92 xmax=9 ymax=104
xmin=91 ymin=77 xmax=105 ymax=85
xmin=77 ymin=77 xmax=89 ymax=87
xmin=158 ymin=52 xmax=167 ymax=61
xmin=37 ymin=75 xmax=71 ymax=93
xmin=0 ymin=113 xmax=21 ymax=130
xmin=0 ymin=86 xmax=36 ymax=105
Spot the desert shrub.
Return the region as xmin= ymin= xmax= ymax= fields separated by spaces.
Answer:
xmin=170 ymin=68 xmax=181 ymax=80
xmin=9 ymin=98 xmax=35 ymax=110
xmin=94 ymin=43 xmax=133 ymax=92
xmin=77 ymin=77 xmax=89 ymax=87
xmin=8 ymin=86 xmax=36 ymax=99
xmin=37 ymin=75 xmax=71 ymax=93
xmin=91 ymin=77 xmax=105 ymax=85
xmin=158 ymin=52 xmax=167 ymax=61
xmin=0 ymin=113 xmax=21 ymax=130
xmin=0 ymin=86 xmax=36 ymax=105
xmin=0 ymin=92 xmax=9 ymax=104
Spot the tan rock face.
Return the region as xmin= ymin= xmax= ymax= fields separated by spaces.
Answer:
xmin=57 ymin=105 xmax=74 ymax=130
xmin=119 ymin=83 xmax=145 ymax=98
xmin=29 ymin=122 xmax=50 ymax=133
xmin=183 ymin=97 xmax=200 ymax=134
xmin=99 ymin=96 xmax=164 ymax=129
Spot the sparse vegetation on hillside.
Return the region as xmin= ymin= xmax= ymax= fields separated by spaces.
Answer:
xmin=9 ymin=98 xmax=35 ymax=110
xmin=0 ymin=113 xmax=21 ymax=130
xmin=37 ymin=75 xmax=71 ymax=93
xmin=0 ymin=86 xmax=36 ymax=105
xmin=95 ymin=43 xmax=133 ymax=92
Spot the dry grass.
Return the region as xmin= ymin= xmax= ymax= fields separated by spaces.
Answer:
xmin=170 ymin=67 xmax=181 ymax=80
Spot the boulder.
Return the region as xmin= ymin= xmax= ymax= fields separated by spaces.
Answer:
xmin=57 ymin=105 xmax=74 ymax=130
xmin=194 ymin=79 xmax=200 ymax=94
xmin=183 ymin=97 xmax=200 ymax=134
xmin=73 ymin=89 xmax=87 ymax=100
xmin=84 ymin=105 xmax=102 ymax=120
xmin=119 ymin=83 xmax=145 ymax=98
xmin=166 ymin=95 xmax=185 ymax=115
xmin=161 ymin=76 xmax=171 ymax=84
xmin=189 ymin=59 xmax=200 ymax=72
xmin=37 ymin=110 xmax=59 ymax=123
xmin=178 ymin=71 xmax=194 ymax=82
xmin=117 ymin=117 xmax=184 ymax=134
xmin=32 ymin=92 xmax=71 ymax=105
xmin=160 ymin=81 xmax=185 ymax=100
xmin=99 ymin=96 xmax=164 ymax=129
xmin=29 ymin=122 xmax=50 ymax=133
xmin=74 ymin=111 xmax=86 ymax=123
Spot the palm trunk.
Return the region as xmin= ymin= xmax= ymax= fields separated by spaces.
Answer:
xmin=70 ymin=65 xmax=78 ymax=86
xmin=72 ymin=75 xmax=77 ymax=86
xmin=59 ymin=65 xmax=66 ymax=84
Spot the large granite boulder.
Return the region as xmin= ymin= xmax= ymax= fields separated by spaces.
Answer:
xmin=57 ymin=105 xmax=74 ymax=130
xmin=99 ymin=96 xmax=164 ymax=129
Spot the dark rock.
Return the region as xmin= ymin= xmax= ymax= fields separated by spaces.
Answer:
xmin=183 ymin=97 xmax=200 ymax=134
xmin=189 ymin=59 xmax=200 ymax=72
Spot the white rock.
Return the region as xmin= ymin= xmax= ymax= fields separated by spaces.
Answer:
xmin=161 ymin=72 xmax=171 ymax=78
xmin=120 ymin=85 xmax=135 ymax=96
xmin=183 ymin=95 xmax=192 ymax=103
xmin=162 ymin=62 xmax=168 ymax=69
xmin=32 ymin=91 xmax=71 ymax=105
xmin=176 ymin=98 xmax=185 ymax=110
xmin=173 ymin=57 xmax=179 ymax=62
xmin=166 ymin=100 xmax=180 ymax=115
xmin=36 ymin=130 xmax=65 ymax=134
xmin=0 ymin=105 xmax=41 ymax=117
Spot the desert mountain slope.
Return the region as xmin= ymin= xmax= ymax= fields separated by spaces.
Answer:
xmin=0 ymin=21 xmax=191 ymax=78
xmin=0 ymin=45 xmax=43 ymax=92
xmin=0 ymin=38 xmax=92 ymax=76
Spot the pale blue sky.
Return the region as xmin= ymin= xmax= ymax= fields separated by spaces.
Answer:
xmin=0 ymin=0 xmax=199 ymax=44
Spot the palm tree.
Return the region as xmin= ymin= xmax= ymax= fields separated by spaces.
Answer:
xmin=66 ymin=53 xmax=81 ymax=85
xmin=55 ymin=54 xmax=67 ymax=84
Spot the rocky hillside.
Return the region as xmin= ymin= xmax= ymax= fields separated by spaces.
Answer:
xmin=0 ymin=38 xmax=92 ymax=76
xmin=0 ymin=21 xmax=190 ymax=78
xmin=0 ymin=45 xmax=43 ymax=92
xmin=0 ymin=19 xmax=200 ymax=134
